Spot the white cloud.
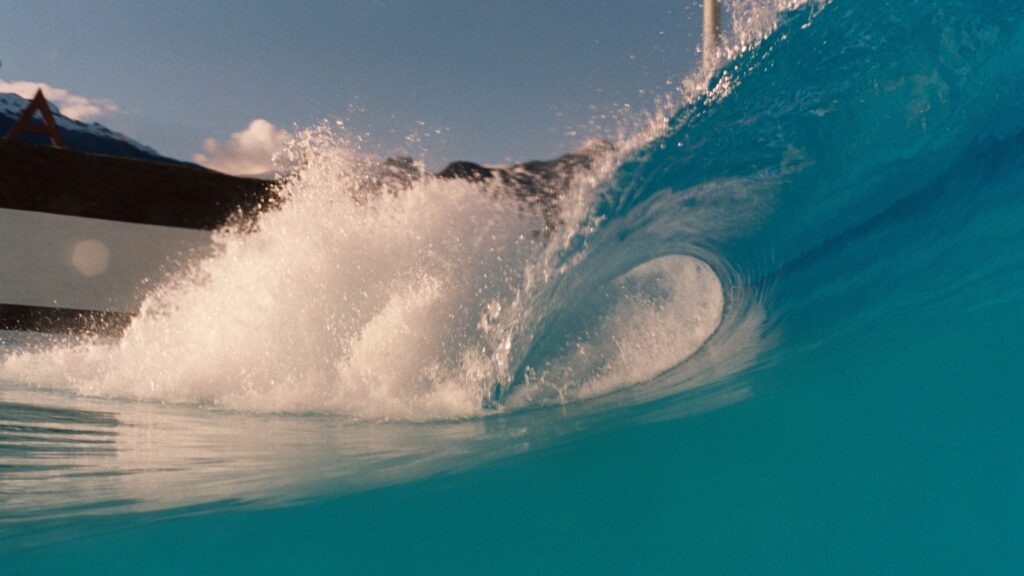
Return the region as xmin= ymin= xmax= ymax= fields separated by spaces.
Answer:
xmin=0 ymin=79 xmax=118 ymax=121
xmin=193 ymin=119 xmax=291 ymax=178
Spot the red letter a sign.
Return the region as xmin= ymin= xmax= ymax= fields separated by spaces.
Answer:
xmin=4 ymin=89 xmax=64 ymax=147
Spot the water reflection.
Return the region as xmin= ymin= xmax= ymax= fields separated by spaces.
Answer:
xmin=0 ymin=387 xmax=504 ymax=539
xmin=0 ymin=375 xmax=750 ymax=534
xmin=0 ymin=305 xmax=757 ymax=553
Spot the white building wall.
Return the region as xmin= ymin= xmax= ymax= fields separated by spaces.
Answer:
xmin=0 ymin=208 xmax=214 ymax=312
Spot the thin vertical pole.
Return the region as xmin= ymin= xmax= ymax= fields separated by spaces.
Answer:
xmin=703 ymin=0 xmax=722 ymax=71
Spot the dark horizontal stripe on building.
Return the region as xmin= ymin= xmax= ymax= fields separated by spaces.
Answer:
xmin=0 ymin=141 xmax=277 ymax=230
xmin=0 ymin=303 xmax=133 ymax=336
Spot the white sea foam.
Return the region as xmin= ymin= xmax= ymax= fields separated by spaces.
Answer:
xmin=0 ymin=0 xmax=811 ymax=421
xmin=2 ymin=133 xmax=539 ymax=419
xmin=0 ymin=126 xmax=739 ymax=420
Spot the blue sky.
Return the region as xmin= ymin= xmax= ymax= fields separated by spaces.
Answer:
xmin=2 ymin=1 xmax=703 ymax=171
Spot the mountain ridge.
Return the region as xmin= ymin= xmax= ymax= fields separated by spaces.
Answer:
xmin=0 ymin=91 xmax=187 ymax=165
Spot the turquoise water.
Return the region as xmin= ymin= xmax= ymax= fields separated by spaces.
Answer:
xmin=3 ymin=0 xmax=1024 ymax=573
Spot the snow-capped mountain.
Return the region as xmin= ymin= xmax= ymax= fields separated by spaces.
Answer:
xmin=0 ymin=92 xmax=183 ymax=164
